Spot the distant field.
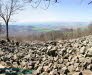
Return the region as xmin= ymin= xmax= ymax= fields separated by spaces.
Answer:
xmin=32 ymin=27 xmax=60 ymax=31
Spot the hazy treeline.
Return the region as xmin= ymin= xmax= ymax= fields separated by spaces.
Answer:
xmin=0 ymin=23 xmax=92 ymax=42
xmin=10 ymin=23 xmax=92 ymax=42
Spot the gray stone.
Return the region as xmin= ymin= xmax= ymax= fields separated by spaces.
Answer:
xmin=80 ymin=46 xmax=86 ymax=54
xmin=61 ymin=67 xmax=70 ymax=75
xmin=86 ymin=48 xmax=92 ymax=57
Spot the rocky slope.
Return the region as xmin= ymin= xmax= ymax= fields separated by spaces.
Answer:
xmin=0 ymin=35 xmax=92 ymax=75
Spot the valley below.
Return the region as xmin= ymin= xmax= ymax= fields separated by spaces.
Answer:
xmin=1 ymin=22 xmax=89 ymax=37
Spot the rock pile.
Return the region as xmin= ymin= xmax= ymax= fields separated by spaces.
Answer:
xmin=0 ymin=35 xmax=92 ymax=75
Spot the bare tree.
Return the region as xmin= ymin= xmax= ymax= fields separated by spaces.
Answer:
xmin=0 ymin=0 xmax=23 ymax=41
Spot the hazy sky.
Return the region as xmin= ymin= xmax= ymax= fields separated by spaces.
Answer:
xmin=12 ymin=0 xmax=92 ymax=22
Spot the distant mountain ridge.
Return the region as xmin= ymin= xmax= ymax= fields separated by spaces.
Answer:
xmin=7 ymin=21 xmax=89 ymax=26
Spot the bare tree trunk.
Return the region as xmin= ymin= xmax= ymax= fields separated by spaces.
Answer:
xmin=6 ymin=22 xmax=10 ymax=42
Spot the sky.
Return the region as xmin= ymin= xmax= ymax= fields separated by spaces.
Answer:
xmin=12 ymin=0 xmax=92 ymax=23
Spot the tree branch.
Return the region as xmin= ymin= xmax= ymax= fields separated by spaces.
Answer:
xmin=88 ymin=1 xmax=92 ymax=5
